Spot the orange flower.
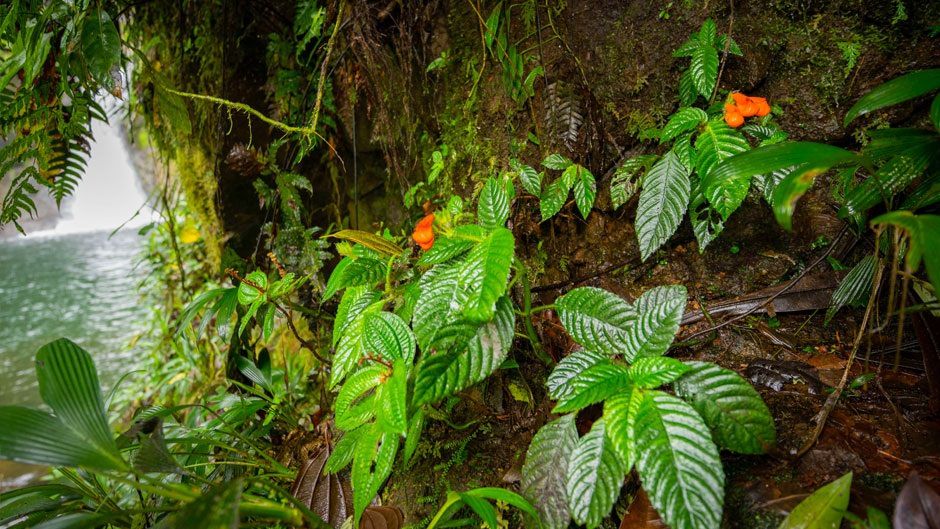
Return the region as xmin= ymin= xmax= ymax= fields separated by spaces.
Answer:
xmin=724 ymin=108 xmax=744 ymax=128
xmin=725 ymin=92 xmax=771 ymax=126
xmin=412 ymin=213 xmax=435 ymax=251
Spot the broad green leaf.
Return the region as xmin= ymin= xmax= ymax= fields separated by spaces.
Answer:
xmin=689 ymin=180 xmax=724 ymax=251
xmin=844 ymin=69 xmax=940 ymax=126
xmin=323 ymin=257 xmax=352 ymax=300
xmin=459 ymin=227 xmax=514 ymax=322
xmin=840 ymin=145 xmax=937 ymax=219
xmin=610 ymin=155 xmax=658 ymax=210
xmin=403 ymin=409 xmax=424 ymax=465
xmin=325 ymin=230 xmax=404 ymax=257
xmin=478 ymin=177 xmax=510 ymax=230
xmin=35 ymin=339 xmax=121 ymax=465
xmin=521 ymin=415 xmax=578 ymax=529
xmin=80 ymin=11 xmax=121 ymax=87
xmin=324 ymin=427 xmax=365 ymax=474
xmin=338 ymin=257 xmax=387 ymax=290
xmin=571 ymin=165 xmax=596 ymax=219
xmin=417 ymin=236 xmax=475 ymax=265
xmin=237 ymin=271 xmax=268 ymax=305
xmin=674 ymin=132 xmax=695 ymax=170
xmin=543 ymin=153 xmax=573 ymax=170
xmin=624 ymin=286 xmax=686 ymax=361
xmin=679 ymin=69 xmax=697 ymax=106
xmin=333 ymin=286 xmax=380 ymax=348
xmin=413 ymin=297 xmax=515 ymax=405
xmin=376 ymin=359 xmax=408 ymax=435
xmin=566 ymin=419 xmax=625 ymax=528
xmin=364 ymin=312 xmax=416 ymax=365
xmin=673 ymin=361 xmax=776 ymax=454
xmin=862 ymin=128 xmax=938 ymax=161
xmin=603 ymin=386 xmax=644 ymax=469
xmin=0 ymin=407 xmax=122 ymax=470
xmin=778 ymin=472 xmax=852 ymax=529
xmin=635 ymin=391 xmax=724 ymax=529
xmin=331 ymin=290 xmax=384 ymax=389
xmin=696 ymin=119 xmax=750 ymax=220
xmin=512 ymin=159 xmax=542 ymax=195
xmin=334 ymin=365 xmax=384 ymax=430
xmin=553 ymin=362 xmax=632 ymax=413
xmin=540 ymin=176 xmax=570 ymax=221
xmin=706 ymin=142 xmax=859 ymax=220
xmin=636 ymin=151 xmax=691 ymax=261
xmin=628 ymin=356 xmax=690 ymax=388
xmin=771 ymin=164 xmax=829 ymax=230
xmin=546 ymin=348 xmax=608 ymax=401
xmin=412 ymin=262 xmax=470 ymax=353
xmin=458 ymin=493 xmax=499 ymax=529
xmin=351 ymin=426 xmax=399 ymax=526
xmin=556 ymin=287 xmax=636 ymax=357
xmin=698 ymin=19 xmax=717 ymax=46
xmin=690 ymin=40 xmax=718 ymax=98
xmin=870 ymin=211 xmax=940 ymax=294
xmin=826 ymin=255 xmax=877 ymax=323
xmin=661 ymin=108 xmax=707 ymax=143
xmin=153 ymin=479 xmax=241 ymax=529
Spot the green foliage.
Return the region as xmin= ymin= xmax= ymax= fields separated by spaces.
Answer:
xmin=521 ymin=415 xmax=578 ymax=529
xmin=608 ymin=20 xmax=786 ymax=257
xmin=427 ymin=487 xmax=541 ymax=529
xmin=522 ymin=285 xmax=775 ymax=529
xmin=0 ymin=340 xmax=317 ymax=528
xmin=0 ymin=1 xmax=123 ymax=232
xmin=778 ymin=472 xmax=853 ymax=529
xmin=844 ymin=69 xmax=940 ymax=126
xmin=826 ymin=255 xmax=877 ymax=322
xmin=531 ymin=154 xmax=596 ymax=221
xmin=323 ymin=178 xmax=525 ymax=523
xmin=483 ymin=3 xmax=543 ymax=105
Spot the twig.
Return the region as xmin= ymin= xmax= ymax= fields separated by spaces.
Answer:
xmin=681 ymin=226 xmax=848 ymax=341
xmin=531 ymin=254 xmax=642 ymax=292
xmin=225 ymin=269 xmax=330 ymax=364
xmin=307 ymin=0 xmax=346 ymax=146
xmin=794 ymin=229 xmax=885 ymax=457
xmin=710 ymin=0 xmax=735 ymax=103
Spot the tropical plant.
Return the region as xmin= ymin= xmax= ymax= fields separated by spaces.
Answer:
xmin=0 ymin=0 xmax=123 ymax=232
xmin=0 ymin=338 xmax=322 ymax=528
xmin=603 ymin=19 xmax=789 ymax=260
xmin=426 ymin=487 xmax=541 ymax=529
xmin=517 ymin=153 xmax=596 ymax=221
xmin=709 ymin=68 xmax=940 ymax=315
xmin=483 ymin=2 xmax=543 ymax=105
xmin=519 ymin=284 xmax=776 ymax=529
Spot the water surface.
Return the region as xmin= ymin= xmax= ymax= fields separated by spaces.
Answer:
xmin=0 ymin=229 xmax=148 ymax=407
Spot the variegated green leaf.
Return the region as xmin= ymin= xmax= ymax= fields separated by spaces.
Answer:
xmin=546 ymin=348 xmax=608 ymax=402
xmin=364 ymin=311 xmax=416 ymax=365
xmin=624 ymin=286 xmax=686 ymax=361
xmin=628 ymin=356 xmax=690 ymax=388
xmin=571 ymin=165 xmax=596 ymax=219
xmin=673 ymin=361 xmax=776 ymax=454
xmin=552 ymin=361 xmax=632 ymax=413
xmin=603 ymin=385 xmax=644 ymax=470
xmin=352 ymin=425 xmax=399 ymax=525
xmin=459 ymin=227 xmax=514 ymax=322
xmin=697 ymin=119 xmax=750 ymax=220
xmin=556 ymin=287 xmax=636 ymax=357
xmin=521 ymin=414 xmax=578 ymax=529
xmin=634 ymin=391 xmax=724 ymax=529
xmin=661 ymin=108 xmax=707 ymax=143
xmin=478 ymin=177 xmax=510 ymax=230
xmin=413 ymin=297 xmax=515 ymax=405
xmin=636 ymin=151 xmax=691 ymax=261
xmin=566 ymin=419 xmax=625 ymax=528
